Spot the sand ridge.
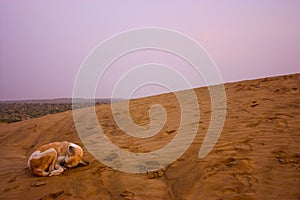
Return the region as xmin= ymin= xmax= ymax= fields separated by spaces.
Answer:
xmin=0 ymin=74 xmax=299 ymax=199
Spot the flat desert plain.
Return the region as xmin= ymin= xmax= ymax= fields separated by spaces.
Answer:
xmin=0 ymin=74 xmax=299 ymax=200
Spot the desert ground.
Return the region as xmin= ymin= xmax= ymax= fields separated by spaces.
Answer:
xmin=0 ymin=74 xmax=299 ymax=200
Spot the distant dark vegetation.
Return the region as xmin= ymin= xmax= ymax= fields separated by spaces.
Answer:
xmin=0 ymin=98 xmax=120 ymax=123
xmin=0 ymin=103 xmax=73 ymax=123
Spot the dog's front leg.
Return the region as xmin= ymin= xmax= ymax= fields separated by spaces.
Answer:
xmin=49 ymin=156 xmax=65 ymax=176
xmin=49 ymin=164 xmax=64 ymax=176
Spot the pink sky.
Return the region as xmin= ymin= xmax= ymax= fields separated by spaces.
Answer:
xmin=0 ymin=1 xmax=299 ymax=100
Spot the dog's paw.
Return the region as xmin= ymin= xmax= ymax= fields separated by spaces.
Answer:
xmin=48 ymin=172 xmax=56 ymax=177
xmin=49 ymin=169 xmax=64 ymax=177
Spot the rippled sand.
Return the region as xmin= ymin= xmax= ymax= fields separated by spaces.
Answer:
xmin=0 ymin=74 xmax=299 ymax=199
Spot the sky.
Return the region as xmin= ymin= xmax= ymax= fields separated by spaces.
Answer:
xmin=0 ymin=0 xmax=299 ymax=100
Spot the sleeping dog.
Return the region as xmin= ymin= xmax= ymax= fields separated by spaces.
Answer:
xmin=27 ymin=141 xmax=89 ymax=177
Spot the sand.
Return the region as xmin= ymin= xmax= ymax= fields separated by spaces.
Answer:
xmin=0 ymin=74 xmax=299 ymax=199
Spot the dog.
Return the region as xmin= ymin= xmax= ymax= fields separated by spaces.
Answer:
xmin=27 ymin=141 xmax=89 ymax=177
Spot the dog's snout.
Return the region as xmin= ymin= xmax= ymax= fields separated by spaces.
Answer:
xmin=60 ymin=158 xmax=65 ymax=166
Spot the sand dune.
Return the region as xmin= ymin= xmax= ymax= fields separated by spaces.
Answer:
xmin=0 ymin=74 xmax=299 ymax=199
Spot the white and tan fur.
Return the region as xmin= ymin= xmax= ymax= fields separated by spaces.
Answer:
xmin=28 ymin=141 xmax=88 ymax=177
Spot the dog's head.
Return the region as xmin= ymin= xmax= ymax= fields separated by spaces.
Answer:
xmin=62 ymin=143 xmax=89 ymax=168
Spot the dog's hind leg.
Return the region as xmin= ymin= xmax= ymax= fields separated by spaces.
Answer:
xmin=28 ymin=148 xmax=58 ymax=177
xmin=47 ymin=148 xmax=58 ymax=173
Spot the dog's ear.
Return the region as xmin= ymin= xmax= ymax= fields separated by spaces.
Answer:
xmin=68 ymin=145 xmax=74 ymax=155
xmin=79 ymin=159 xmax=89 ymax=166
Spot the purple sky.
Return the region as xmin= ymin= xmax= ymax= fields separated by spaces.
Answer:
xmin=0 ymin=1 xmax=299 ymax=100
